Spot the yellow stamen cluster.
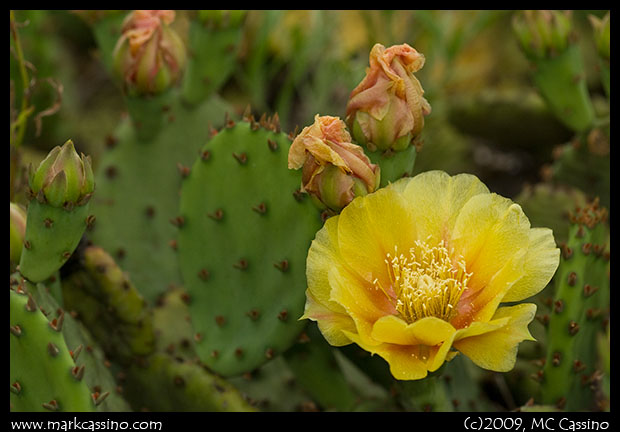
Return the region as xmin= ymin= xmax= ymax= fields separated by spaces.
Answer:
xmin=375 ymin=239 xmax=471 ymax=323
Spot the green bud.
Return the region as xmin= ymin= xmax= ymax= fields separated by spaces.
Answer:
xmin=589 ymin=12 xmax=610 ymax=61
xmin=29 ymin=140 xmax=95 ymax=207
xmin=512 ymin=10 xmax=574 ymax=60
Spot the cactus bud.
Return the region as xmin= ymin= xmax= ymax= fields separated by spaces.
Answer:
xmin=29 ymin=140 xmax=95 ymax=207
xmin=589 ymin=12 xmax=610 ymax=61
xmin=288 ymin=115 xmax=380 ymax=212
xmin=113 ymin=10 xmax=186 ymax=96
xmin=10 ymin=203 xmax=27 ymax=266
xmin=346 ymin=43 xmax=431 ymax=152
xmin=512 ymin=10 xmax=574 ymax=59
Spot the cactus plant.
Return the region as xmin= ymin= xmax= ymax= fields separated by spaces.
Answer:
xmin=177 ymin=117 xmax=323 ymax=376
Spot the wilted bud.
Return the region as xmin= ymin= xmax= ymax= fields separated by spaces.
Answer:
xmin=512 ymin=10 xmax=574 ymax=59
xmin=346 ymin=43 xmax=431 ymax=152
xmin=589 ymin=12 xmax=610 ymax=61
xmin=113 ymin=10 xmax=186 ymax=96
xmin=288 ymin=115 xmax=380 ymax=212
xmin=10 ymin=203 xmax=27 ymax=266
xmin=28 ymin=140 xmax=95 ymax=208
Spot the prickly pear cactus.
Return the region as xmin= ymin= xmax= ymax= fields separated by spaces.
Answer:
xmin=177 ymin=116 xmax=323 ymax=376
xmin=10 ymin=287 xmax=95 ymax=412
xmin=538 ymin=200 xmax=609 ymax=410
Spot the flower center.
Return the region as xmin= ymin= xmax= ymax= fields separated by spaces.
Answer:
xmin=374 ymin=239 xmax=471 ymax=324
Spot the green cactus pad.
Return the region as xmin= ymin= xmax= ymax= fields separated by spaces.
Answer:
xmin=540 ymin=201 xmax=609 ymax=411
xmin=177 ymin=119 xmax=323 ymax=376
xmin=10 ymin=287 xmax=94 ymax=412
xmin=90 ymin=92 xmax=231 ymax=304
xmin=19 ymin=200 xmax=91 ymax=283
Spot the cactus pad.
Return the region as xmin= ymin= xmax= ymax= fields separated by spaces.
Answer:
xmin=177 ymin=118 xmax=323 ymax=376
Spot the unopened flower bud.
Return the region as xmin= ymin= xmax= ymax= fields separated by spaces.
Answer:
xmin=512 ymin=10 xmax=574 ymax=59
xmin=28 ymin=140 xmax=95 ymax=208
xmin=288 ymin=115 xmax=380 ymax=212
xmin=346 ymin=43 xmax=431 ymax=152
xmin=589 ymin=12 xmax=610 ymax=61
xmin=113 ymin=10 xmax=186 ymax=96
xmin=10 ymin=203 xmax=27 ymax=266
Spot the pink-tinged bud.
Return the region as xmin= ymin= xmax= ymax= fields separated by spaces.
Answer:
xmin=113 ymin=10 xmax=186 ymax=96
xmin=346 ymin=43 xmax=431 ymax=152
xmin=288 ymin=115 xmax=380 ymax=212
xmin=28 ymin=140 xmax=95 ymax=208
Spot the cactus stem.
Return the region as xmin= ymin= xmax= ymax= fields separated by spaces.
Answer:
xmin=232 ymin=152 xmax=248 ymax=165
xmin=10 ymin=381 xmax=22 ymax=395
xmin=10 ymin=325 xmax=22 ymax=337
xmin=47 ymin=342 xmax=60 ymax=357
xmin=252 ymin=202 xmax=267 ymax=214
xmin=197 ymin=268 xmax=210 ymax=281
xmin=207 ymin=208 xmax=224 ymax=221
xmin=42 ymin=400 xmax=59 ymax=411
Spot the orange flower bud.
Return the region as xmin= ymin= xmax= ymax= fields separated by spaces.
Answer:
xmin=346 ymin=43 xmax=431 ymax=152
xmin=113 ymin=10 xmax=186 ymax=96
xmin=288 ymin=115 xmax=380 ymax=212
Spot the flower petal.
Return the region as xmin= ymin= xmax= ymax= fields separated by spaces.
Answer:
xmin=371 ymin=315 xmax=455 ymax=346
xmin=337 ymin=186 xmax=415 ymax=286
xmin=453 ymin=303 xmax=537 ymax=372
xmin=502 ymin=228 xmax=560 ymax=302
xmin=402 ymin=171 xmax=490 ymax=244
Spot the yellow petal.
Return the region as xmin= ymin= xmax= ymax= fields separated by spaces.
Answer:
xmin=453 ymin=303 xmax=537 ymax=372
xmin=301 ymin=290 xmax=355 ymax=347
xmin=371 ymin=315 xmax=455 ymax=346
xmin=337 ymin=186 xmax=415 ymax=286
xmin=402 ymin=170 xmax=490 ymax=244
xmin=502 ymin=228 xmax=560 ymax=302
xmin=342 ymin=330 xmax=429 ymax=380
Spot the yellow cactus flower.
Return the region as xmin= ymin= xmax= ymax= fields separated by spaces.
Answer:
xmin=302 ymin=171 xmax=560 ymax=380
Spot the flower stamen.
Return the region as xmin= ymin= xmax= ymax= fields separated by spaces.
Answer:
xmin=375 ymin=239 xmax=471 ymax=323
